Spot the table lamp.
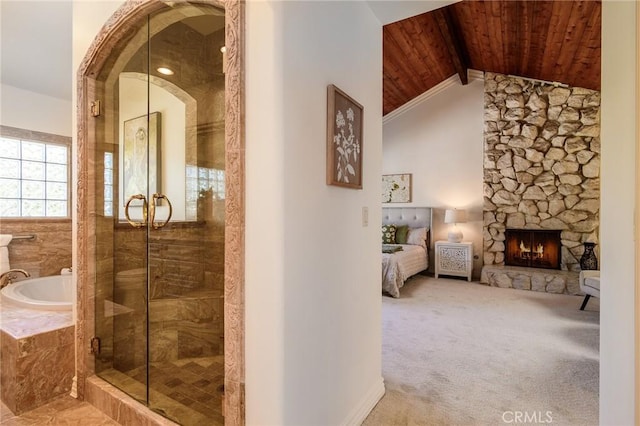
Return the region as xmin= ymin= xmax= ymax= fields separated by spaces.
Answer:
xmin=444 ymin=209 xmax=467 ymax=243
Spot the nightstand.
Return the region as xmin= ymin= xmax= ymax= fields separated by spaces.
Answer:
xmin=435 ymin=241 xmax=473 ymax=281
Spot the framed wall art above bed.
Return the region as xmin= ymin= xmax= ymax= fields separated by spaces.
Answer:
xmin=382 ymin=173 xmax=412 ymax=203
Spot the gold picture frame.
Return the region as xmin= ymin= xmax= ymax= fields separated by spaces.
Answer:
xmin=326 ymin=84 xmax=364 ymax=189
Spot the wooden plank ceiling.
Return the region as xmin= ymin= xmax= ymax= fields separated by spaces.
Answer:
xmin=383 ymin=0 xmax=601 ymax=115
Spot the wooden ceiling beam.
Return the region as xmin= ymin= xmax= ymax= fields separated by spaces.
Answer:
xmin=381 ymin=0 xmax=601 ymax=115
xmin=434 ymin=7 xmax=469 ymax=85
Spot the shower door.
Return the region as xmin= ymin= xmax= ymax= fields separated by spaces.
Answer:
xmin=93 ymin=3 xmax=226 ymax=425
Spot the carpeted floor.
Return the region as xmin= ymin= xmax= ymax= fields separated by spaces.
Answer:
xmin=363 ymin=276 xmax=599 ymax=426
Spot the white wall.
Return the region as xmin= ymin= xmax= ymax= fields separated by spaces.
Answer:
xmin=600 ymin=1 xmax=637 ymax=424
xmin=246 ymin=1 xmax=383 ymax=424
xmin=382 ymin=78 xmax=484 ymax=275
xmin=0 ymin=83 xmax=72 ymax=136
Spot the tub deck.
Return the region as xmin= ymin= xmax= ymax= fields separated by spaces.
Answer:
xmin=0 ymin=299 xmax=75 ymax=415
xmin=1 ymin=299 xmax=73 ymax=339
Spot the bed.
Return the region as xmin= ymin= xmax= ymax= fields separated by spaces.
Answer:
xmin=381 ymin=207 xmax=432 ymax=297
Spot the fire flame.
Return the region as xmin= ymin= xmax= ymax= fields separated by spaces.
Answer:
xmin=519 ymin=240 xmax=544 ymax=259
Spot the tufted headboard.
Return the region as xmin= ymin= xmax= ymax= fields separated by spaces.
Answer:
xmin=382 ymin=207 xmax=434 ymax=272
xmin=382 ymin=207 xmax=432 ymax=230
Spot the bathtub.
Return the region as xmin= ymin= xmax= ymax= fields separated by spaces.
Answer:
xmin=1 ymin=274 xmax=72 ymax=311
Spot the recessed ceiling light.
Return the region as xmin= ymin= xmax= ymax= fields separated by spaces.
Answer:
xmin=157 ymin=67 xmax=174 ymax=76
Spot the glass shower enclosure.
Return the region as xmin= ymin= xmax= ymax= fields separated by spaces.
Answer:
xmin=90 ymin=3 xmax=226 ymax=424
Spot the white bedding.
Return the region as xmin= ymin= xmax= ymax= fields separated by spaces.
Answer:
xmin=382 ymin=244 xmax=428 ymax=298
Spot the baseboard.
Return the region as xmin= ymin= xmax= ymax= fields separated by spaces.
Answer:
xmin=340 ymin=377 xmax=385 ymax=426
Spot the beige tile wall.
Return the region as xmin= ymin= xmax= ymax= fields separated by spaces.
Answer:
xmin=1 ymin=219 xmax=72 ymax=278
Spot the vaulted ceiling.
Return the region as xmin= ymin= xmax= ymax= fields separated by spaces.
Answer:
xmin=383 ymin=0 xmax=602 ymax=116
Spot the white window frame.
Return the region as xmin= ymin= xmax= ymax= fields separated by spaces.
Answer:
xmin=0 ymin=125 xmax=72 ymax=219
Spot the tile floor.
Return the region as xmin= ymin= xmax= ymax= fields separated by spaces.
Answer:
xmin=1 ymin=356 xmax=224 ymax=426
xmin=0 ymin=395 xmax=119 ymax=425
xmin=98 ymin=356 xmax=224 ymax=426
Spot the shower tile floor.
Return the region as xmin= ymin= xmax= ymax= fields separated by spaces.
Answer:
xmin=99 ymin=355 xmax=224 ymax=426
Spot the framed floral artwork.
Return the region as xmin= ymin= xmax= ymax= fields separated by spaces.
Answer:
xmin=123 ymin=112 xmax=162 ymax=205
xmin=382 ymin=173 xmax=412 ymax=203
xmin=326 ymin=84 xmax=363 ymax=189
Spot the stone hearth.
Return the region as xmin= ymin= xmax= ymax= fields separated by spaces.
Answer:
xmin=481 ymin=265 xmax=580 ymax=295
xmin=481 ymin=73 xmax=600 ymax=294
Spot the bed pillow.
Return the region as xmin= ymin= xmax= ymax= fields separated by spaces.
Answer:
xmin=394 ymin=225 xmax=409 ymax=244
xmin=406 ymin=227 xmax=427 ymax=248
xmin=382 ymin=224 xmax=397 ymax=244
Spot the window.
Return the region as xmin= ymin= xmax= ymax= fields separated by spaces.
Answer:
xmin=104 ymin=152 xmax=114 ymax=217
xmin=0 ymin=132 xmax=70 ymax=218
xmin=185 ymin=165 xmax=225 ymax=220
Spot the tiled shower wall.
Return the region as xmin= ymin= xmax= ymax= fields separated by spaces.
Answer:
xmin=108 ymin=221 xmax=225 ymax=373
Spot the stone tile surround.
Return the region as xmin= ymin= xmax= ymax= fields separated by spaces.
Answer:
xmin=85 ymin=376 xmax=178 ymax=426
xmin=0 ymin=301 xmax=74 ymax=415
xmin=482 ymin=73 xmax=600 ymax=293
xmin=1 ymin=395 xmax=119 ymax=425
xmin=1 ymin=219 xmax=72 ymax=278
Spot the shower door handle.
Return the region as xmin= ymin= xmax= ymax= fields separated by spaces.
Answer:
xmin=149 ymin=193 xmax=173 ymax=229
xmin=124 ymin=194 xmax=148 ymax=228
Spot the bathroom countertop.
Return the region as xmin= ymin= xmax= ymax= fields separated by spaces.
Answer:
xmin=0 ymin=300 xmax=73 ymax=339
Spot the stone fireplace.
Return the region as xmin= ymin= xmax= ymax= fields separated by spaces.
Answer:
xmin=504 ymin=229 xmax=561 ymax=270
xmin=480 ymin=73 xmax=600 ymax=295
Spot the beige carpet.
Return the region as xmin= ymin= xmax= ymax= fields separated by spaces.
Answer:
xmin=363 ymin=276 xmax=599 ymax=426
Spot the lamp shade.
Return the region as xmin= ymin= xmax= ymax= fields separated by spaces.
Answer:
xmin=444 ymin=209 xmax=467 ymax=224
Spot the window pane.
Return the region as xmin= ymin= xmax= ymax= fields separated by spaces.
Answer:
xmin=104 ymin=152 xmax=113 ymax=169
xmin=1 ymin=132 xmax=69 ymax=218
xmin=46 ymin=200 xmax=67 ymax=217
xmin=186 ymin=177 xmax=197 ymax=191
xmin=104 ymin=168 xmax=113 ymax=185
xmin=0 ymin=199 xmax=19 ymax=216
xmin=186 ymin=165 xmax=197 ymax=178
xmin=186 ymin=202 xmax=197 ymax=220
xmin=0 ymin=178 xmax=20 ymax=198
xmin=0 ymin=138 xmax=20 ymax=159
xmin=198 ymin=167 xmax=209 ymax=179
xmin=104 ymin=201 xmax=113 ymax=217
xmin=22 ymin=180 xmax=45 ymax=199
xmin=22 ymin=161 xmax=45 ymax=180
xmin=22 ymin=141 xmax=46 ymax=161
xmin=104 ymin=185 xmax=113 ymax=202
xmin=47 ymin=163 xmax=67 ymax=182
xmin=0 ymin=158 xmax=20 ymax=178
xmin=47 ymin=182 xmax=67 ymax=200
xmin=22 ymin=199 xmax=45 ymax=216
xmin=46 ymin=144 xmax=68 ymax=164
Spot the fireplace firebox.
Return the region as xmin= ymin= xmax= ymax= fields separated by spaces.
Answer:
xmin=504 ymin=229 xmax=562 ymax=270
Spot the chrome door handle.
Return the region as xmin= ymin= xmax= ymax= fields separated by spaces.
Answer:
xmin=149 ymin=193 xmax=173 ymax=229
xmin=124 ymin=194 xmax=148 ymax=228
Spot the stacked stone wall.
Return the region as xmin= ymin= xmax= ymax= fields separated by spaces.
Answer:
xmin=483 ymin=73 xmax=600 ymax=277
